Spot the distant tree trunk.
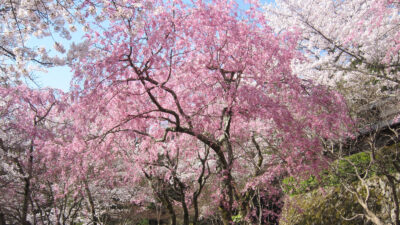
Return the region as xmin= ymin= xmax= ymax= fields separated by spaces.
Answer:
xmin=193 ymin=146 xmax=210 ymax=225
xmin=22 ymin=176 xmax=31 ymax=225
xmin=175 ymin=178 xmax=189 ymax=225
xmin=0 ymin=212 xmax=6 ymax=225
xmin=180 ymin=192 xmax=189 ymax=225
xmin=163 ymin=195 xmax=176 ymax=225
xmin=84 ymin=180 xmax=98 ymax=225
xmin=193 ymin=197 xmax=199 ymax=225
xmin=22 ymin=145 xmax=34 ymax=225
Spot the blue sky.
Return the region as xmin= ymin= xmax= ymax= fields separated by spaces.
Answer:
xmin=35 ymin=65 xmax=73 ymax=92
xmin=35 ymin=0 xmax=274 ymax=92
xmin=30 ymin=25 xmax=83 ymax=92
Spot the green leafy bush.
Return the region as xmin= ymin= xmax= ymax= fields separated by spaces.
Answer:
xmin=335 ymin=152 xmax=372 ymax=182
xmin=283 ymin=152 xmax=373 ymax=195
xmin=282 ymin=176 xmax=320 ymax=195
xmin=138 ymin=219 xmax=150 ymax=225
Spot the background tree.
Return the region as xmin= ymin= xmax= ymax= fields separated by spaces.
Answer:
xmin=0 ymin=0 xmax=146 ymax=86
xmin=0 ymin=85 xmax=143 ymax=224
xmin=264 ymin=0 xmax=400 ymax=120
xmin=265 ymin=1 xmax=400 ymax=224
xmin=0 ymin=85 xmax=67 ymax=224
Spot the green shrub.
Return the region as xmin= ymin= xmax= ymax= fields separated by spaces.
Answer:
xmin=283 ymin=152 xmax=373 ymax=195
xmin=282 ymin=176 xmax=320 ymax=195
xmin=335 ymin=152 xmax=372 ymax=182
xmin=138 ymin=219 xmax=150 ymax=225
xmin=282 ymin=148 xmax=400 ymax=195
